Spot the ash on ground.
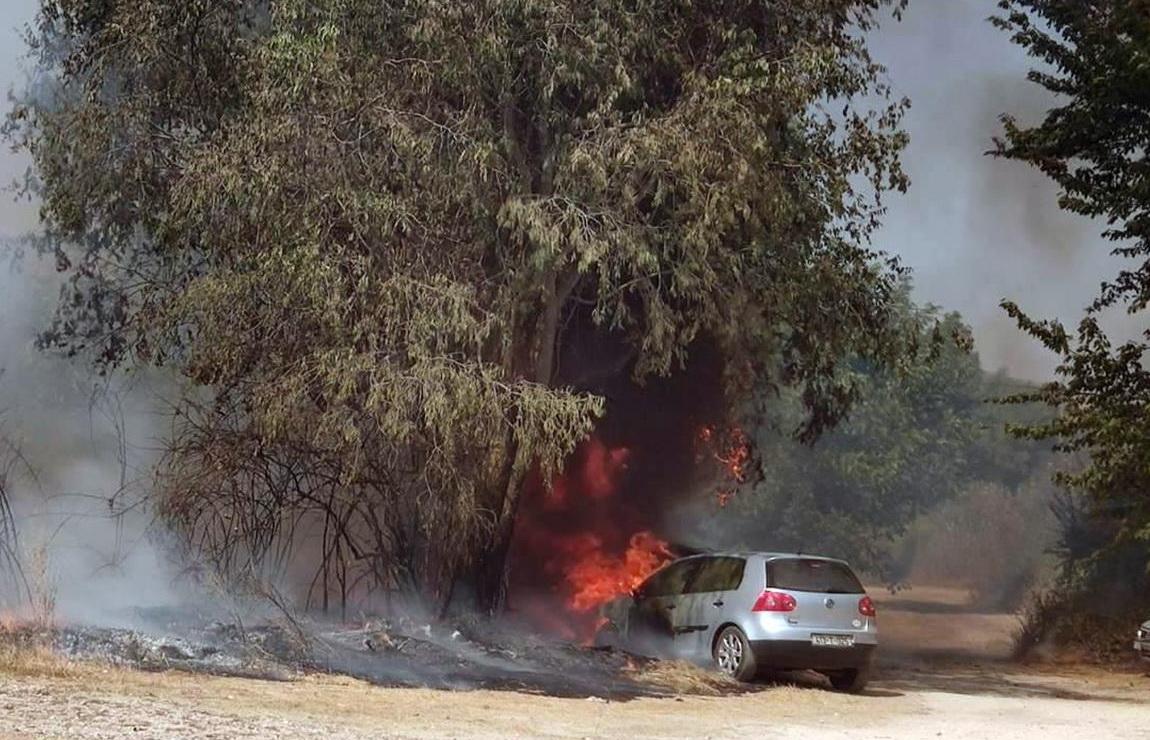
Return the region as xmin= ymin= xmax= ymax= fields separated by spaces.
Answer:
xmin=3 ymin=613 xmax=682 ymax=699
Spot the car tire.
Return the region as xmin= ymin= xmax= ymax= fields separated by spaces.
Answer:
xmin=713 ymin=626 xmax=758 ymax=682
xmin=827 ymin=664 xmax=870 ymax=693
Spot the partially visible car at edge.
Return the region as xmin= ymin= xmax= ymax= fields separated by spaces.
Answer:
xmin=596 ymin=551 xmax=877 ymax=692
xmin=1136 ymin=619 xmax=1150 ymax=661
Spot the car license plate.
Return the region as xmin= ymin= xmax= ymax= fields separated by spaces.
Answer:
xmin=811 ymin=634 xmax=854 ymax=648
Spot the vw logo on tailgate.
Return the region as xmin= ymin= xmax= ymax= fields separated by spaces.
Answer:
xmin=824 ymin=597 xmax=836 ymax=609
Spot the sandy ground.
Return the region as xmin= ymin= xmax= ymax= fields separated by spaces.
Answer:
xmin=0 ymin=588 xmax=1147 ymax=739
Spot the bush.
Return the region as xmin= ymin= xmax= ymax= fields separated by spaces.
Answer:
xmin=1013 ymin=492 xmax=1150 ymax=662
xmin=1014 ymin=584 xmax=1147 ymax=663
xmin=899 ymin=479 xmax=1056 ymax=611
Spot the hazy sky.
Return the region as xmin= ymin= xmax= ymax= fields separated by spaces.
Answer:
xmin=0 ymin=0 xmax=1138 ymax=380
xmin=869 ymin=0 xmax=1140 ymax=379
xmin=0 ymin=0 xmax=37 ymax=236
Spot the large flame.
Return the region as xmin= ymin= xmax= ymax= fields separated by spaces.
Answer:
xmin=565 ymin=531 xmax=674 ymax=612
xmin=510 ymin=436 xmax=674 ymax=640
xmin=510 ymin=421 xmax=750 ymax=642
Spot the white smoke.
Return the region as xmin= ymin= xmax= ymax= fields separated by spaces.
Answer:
xmin=0 ymin=251 xmax=190 ymax=628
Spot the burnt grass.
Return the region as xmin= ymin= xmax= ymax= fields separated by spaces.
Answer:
xmin=0 ymin=614 xmax=698 ymax=700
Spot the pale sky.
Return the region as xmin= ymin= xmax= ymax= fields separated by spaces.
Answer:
xmin=0 ymin=0 xmax=37 ymax=236
xmin=0 ymin=0 xmax=1138 ymax=380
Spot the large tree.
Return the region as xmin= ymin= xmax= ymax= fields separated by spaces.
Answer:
xmin=9 ymin=0 xmax=912 ymax=614
xmin=994 ymin=0 xmax=1150 ymax=621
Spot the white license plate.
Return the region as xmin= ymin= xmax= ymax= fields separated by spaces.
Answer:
xmin=811 ymin=634 xmax=855 ymax=648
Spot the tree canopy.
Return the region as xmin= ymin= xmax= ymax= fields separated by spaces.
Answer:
xmin=994 ymin=0 xmax=1150 ymax=638
xmin=994 ymin=1 xmax=1150 ymax=550
xmin=8 ymin=0 xmax=914 ymax=612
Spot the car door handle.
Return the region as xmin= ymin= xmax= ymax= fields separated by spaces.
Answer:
xmin=712 ymin=600 xmax=724 ymax=608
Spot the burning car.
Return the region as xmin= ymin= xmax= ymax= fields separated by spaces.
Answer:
xmin=595 ymin=552 xmax=877 ymax=692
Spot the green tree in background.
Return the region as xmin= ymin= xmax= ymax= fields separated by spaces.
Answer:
xmin=994 ymin=0 xmax=1150 ymax=650
xmin=702 ymin=294 xmax=1050 ymax=583
xmin=8 ymin=0 xmax=914 ymax=614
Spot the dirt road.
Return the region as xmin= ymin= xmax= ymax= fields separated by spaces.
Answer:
xmin=0 ymin=588 xmax=1146 ymax=739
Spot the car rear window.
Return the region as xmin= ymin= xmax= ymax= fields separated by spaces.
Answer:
xmin=766 ymin=558 xmax=864 ymax=594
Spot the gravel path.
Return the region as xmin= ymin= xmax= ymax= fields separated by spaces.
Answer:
xmin=2 ymin=587 xmax=1147 ymax=739
xmin=0 ymin=659 xmax=1146 ymax=740
xmin=0 ymin=677 xmax=377 ymax=740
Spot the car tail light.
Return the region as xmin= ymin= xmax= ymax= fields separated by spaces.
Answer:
xmin=752 ymin=590 xmax=797 ymax=612
xmin=858 ymin=595 xmax=876 ymax=617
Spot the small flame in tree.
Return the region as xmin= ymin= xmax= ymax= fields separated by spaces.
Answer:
xmin=696 ymin=425 xmax=752 ymax=506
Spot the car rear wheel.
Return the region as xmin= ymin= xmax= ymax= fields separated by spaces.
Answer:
xmin=713 ymin=626 xmax=758 ymax=682
xmin=827 ymin=664 xmax=870 ymax=693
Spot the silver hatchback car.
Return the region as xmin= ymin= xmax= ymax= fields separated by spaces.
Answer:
xmin=598 ymin=552 xmax=878 ymax=692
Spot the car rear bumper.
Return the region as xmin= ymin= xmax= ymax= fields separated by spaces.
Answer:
xmin=750 ymin=639 xmax=876 ymax=671
xmin=1135 ymin=640 xmax=1150 ymax=660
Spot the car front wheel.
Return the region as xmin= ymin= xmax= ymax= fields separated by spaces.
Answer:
xmin=713 ymin=626 xmax=758 ymax=682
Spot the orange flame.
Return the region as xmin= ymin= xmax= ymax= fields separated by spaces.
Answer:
xmin=565 ymin=532 xmax=673 ymax=612
xmin=696 ymin=425 xmax=751 ymax=506
xmin=511 ymin=435 xmax=674 ymax=641
xmin=512 ymin=422 xmax=750 ymax=641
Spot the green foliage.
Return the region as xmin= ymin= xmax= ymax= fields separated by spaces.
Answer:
xmin=993 ymin=0 xmax=1150 ymax=609
xmin=701 ymin=295 xmax=1051 ymax=577
xmin=9 ymin=0 xmax=914 ymax=610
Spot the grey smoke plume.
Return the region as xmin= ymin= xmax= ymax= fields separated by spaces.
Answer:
xmin=0 ymin=1 xmax=197 ymax=627
xmin=869 ymin=0 xmax=1142 ymax=380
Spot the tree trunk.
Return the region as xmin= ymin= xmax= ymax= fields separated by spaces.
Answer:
xmin=475 ymin=433 xmax=524 ymax=615
xmin=474 ymin=265 xmax=581 ymax=616
xmin=474 ymin=104 xmax=579 ymax=616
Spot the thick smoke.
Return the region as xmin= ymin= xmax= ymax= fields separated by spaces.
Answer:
xmin=0 ymin=253 xmax=194 ymax=628
xmin=869 ymin=0 xmax=1142 ymax=380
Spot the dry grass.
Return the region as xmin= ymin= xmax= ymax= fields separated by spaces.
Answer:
xmin=630 ymin=659 xmax=739 ymax=696
xmin=24 ymin=543 xmax=57 ymax=630
xmin=0 ymin=639 xmax=83 ymax=680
